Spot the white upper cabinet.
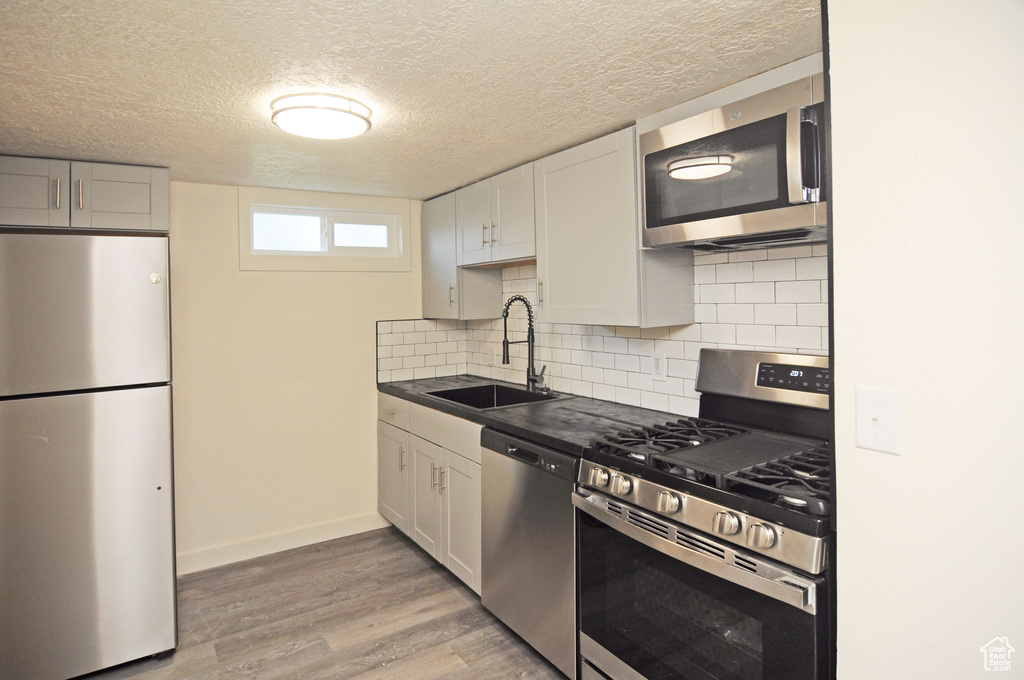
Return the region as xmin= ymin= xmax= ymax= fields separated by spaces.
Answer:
xmin=70 ymin=162 xmax=169 ymax=231
xmin=0 ymin=157 xmax=69 ymax=227
xmin=0 ymin=156 xmax=169 ymax=231
xmin=456 ymin=162 xmax=536 ymax=266
xmin=421 ymin=192 xmax=502 ymax=320
xmin=534 ymin=127 xmax=694 ymax=327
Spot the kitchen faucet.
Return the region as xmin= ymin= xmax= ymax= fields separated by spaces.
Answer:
xmin=501 ymin=294 xmax=546 ymax=392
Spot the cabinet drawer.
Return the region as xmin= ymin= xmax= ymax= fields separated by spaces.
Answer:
xmin=378 ymin=393 xmax=410 ymax=430
xmin=409 ymin=402 xmax=482 ymax=464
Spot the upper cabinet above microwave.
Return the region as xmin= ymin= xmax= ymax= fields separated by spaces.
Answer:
xmin=639 ymin=74 xmax=826 ymax=251
xmin=0 ymin=156 xmax=169 ymax=231
xmin=456 ymin=162 xmax=536 ymax=266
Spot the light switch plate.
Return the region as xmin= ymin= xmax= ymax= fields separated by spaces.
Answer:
xmin=855 ymin=387 xmax=902 ymax=455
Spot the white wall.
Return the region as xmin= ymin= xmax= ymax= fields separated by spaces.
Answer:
xmin=169 ymin=182 xmax=421 ymax=573
xmin=828 ymin=2 xmax=1024 ymax=677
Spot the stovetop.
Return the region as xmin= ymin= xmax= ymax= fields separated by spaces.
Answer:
xmin=583 ymin=414 xmax=833 ymax=535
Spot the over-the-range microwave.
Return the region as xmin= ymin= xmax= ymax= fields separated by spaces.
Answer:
xmin=640 ymin=74 xmax=826 ymax=251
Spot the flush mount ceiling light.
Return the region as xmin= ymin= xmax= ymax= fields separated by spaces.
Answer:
xmin=668 ymin=155 xmax=733 ymax=180
xmin=270 ymin=93 xmax=372 ymax=139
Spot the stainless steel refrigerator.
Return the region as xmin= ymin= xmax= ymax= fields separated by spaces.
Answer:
xmin=0 ymin=231 xmax=176 ymax=680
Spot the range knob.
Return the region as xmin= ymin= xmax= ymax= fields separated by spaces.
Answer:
xmin=656 ymin=491 xmax=682 ymax=515
xmin=609 ymin=474 xmax=633 ymax=496
xmin=747 ymin=523 xmax=777 ymax=549
xmin=712 ymin=511 xmax=742 ymax=536
xmin=587 ymin=467 xmax=610 ymax=488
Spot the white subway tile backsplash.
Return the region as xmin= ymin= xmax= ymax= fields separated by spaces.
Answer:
xmin=694 ymin=265 xmax=717 ymax=284
xmin=736 ymin=324 xmax=776 ymax=347
xmin=701 ymin=324 xmax=737 ymax=344
xmin=776 ymin=325 xmax=822 ymax=350
xmin=767 ymin=245 xmax=813 ymax=260
xmin=796 ymin=256 xmax=828 ymax=280
xmin=667 ymin=358 xmax=697 ymax=379
xmin=641 ymin=391 xmax=670 ymax=412
xmin=735 ymin=282 xmax=776 ymax=303
xmin=614 ymin=354 xmax=641 ymax=373
xmin=754 ymin=303 xmax=798 ymax=325
xmin=603 ymin=336 xmax=629 ymax=354
xmin=699 ymin=283 xmax=736 ymax=304
xmin=728 ymin=249 xmax=768 ymax=262
xmin=593 ymin=383 xmax=617 ymax=402
xmin=797 ymin=303 xmax=829 ymax=327
xmin=654 ymin=339 xmax=685 ymax=359
xmin=604 ymin=369 xmax=628 ymax=387
xmin=628 ymin=372 xmax=654 ymax=392
xmin=776 ymin=280 xmax=821 ymax=303
xmin=615 ymin=387 xmax=642 ymax=407
xmin=379 ymin=248 xmax=828 ymax=411
xmin=715 ymin=262 xmax=754 ymax=283
xmin=716 ymin=304 xmax=755 ymax=324
xmin=753 ymin=258 xmax=796 ymax=282
xmin=694 ymin=304 xmax=717 ymax=323
xmin=693 ymin=252 xmax=729 ymax=265
xmin=628 ymin=338 xmax=655 ymax=355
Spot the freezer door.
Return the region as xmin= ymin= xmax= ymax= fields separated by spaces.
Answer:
xmin=0 ymin=233 xmax=169 ymax=397
xmin=0 ymin=386 xmax=176 ymax=680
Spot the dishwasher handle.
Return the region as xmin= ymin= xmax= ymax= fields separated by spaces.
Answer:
xmin=481 ymin=428 xmax=578 ymax=481
xmin=505 ymin=445 xmax=539 ymax=465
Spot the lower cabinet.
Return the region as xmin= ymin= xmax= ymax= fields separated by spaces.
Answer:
xmin=377 ymin=393 xmax=482 ymax=594
xmin=377 ymin=421 xmax=410 ymax=533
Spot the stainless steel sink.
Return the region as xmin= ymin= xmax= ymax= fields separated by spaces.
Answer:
xmin=426 ymin=384 xmax=561 ymax=410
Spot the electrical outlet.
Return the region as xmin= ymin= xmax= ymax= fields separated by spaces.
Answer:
xmin=855 ymin=387 xmax=901 ymax=455
xmin=651 ymin=351 xmax=667 ymax=381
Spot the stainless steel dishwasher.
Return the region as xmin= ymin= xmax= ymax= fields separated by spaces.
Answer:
xmin=481 ymin=428 xmax=578 ymax=680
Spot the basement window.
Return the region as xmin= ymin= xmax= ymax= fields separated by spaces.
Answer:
xmin=239 ymin=187 xmax=411 ymax=272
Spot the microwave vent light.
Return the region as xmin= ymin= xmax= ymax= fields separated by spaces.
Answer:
xmin=668 ymin=155 xmax=733 ymax=180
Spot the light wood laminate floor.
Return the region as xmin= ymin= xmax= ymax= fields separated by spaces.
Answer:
xmin=82 ymin=528 xmax=566 ymax=680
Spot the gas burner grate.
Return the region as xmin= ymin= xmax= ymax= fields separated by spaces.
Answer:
xmin=592 ymin=417 xmax=748 ymax=463
xmin=723 ymin=445 xmax=832 ymax=517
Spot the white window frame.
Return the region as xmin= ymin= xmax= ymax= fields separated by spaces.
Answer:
xmin=239 ymin=186 xmax=412 ymax=272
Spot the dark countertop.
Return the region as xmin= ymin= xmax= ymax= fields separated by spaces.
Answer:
xmin=378 ymin=375 xmax=682 ymax=457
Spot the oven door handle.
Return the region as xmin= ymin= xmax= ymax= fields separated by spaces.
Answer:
xmin=573 ymin=491 xmax=818 ymax=614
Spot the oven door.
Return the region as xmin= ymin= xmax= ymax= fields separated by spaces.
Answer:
xmin=575 ymin=492 xmax=829 ymax=680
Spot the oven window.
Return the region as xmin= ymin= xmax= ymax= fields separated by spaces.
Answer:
xmin=578 ymin=511 xmax=824 ymax=680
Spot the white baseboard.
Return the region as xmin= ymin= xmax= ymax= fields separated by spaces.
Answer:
xmin=175 ymin=512 xmax=392 ymax=575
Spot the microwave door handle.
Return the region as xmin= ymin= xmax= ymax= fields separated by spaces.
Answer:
xmin=785 ymin=108 xmax=807 ymax=204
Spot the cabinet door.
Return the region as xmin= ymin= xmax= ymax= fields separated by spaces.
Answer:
xmin=422 ymin=193 xmax=459 ymax=319
xmin=409 ymin=435 xmax=443 ymax=558
xmin=456 ymin=180 xmax=491 ymax=266
xmin=534 ymin=127 xmax=641 ymax=326
xmin=489 ymin=163 xmax=536 ymax=262
xmin=377 ymin=421 xmax=411 ymax=534
xmin=0 ymin=156 xmax=69 ymax=227
xmin=71 ymin=162 xmax=169 ymax=231
xmin=441 ymin=450 xmax=482 ymax=594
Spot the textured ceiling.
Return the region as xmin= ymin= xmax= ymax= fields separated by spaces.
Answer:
xmin=0 ymin=0 xmax=821 ymax=200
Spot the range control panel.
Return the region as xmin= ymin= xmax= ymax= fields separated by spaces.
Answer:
xmin=757 ymin=362 xmax=831 ymax=394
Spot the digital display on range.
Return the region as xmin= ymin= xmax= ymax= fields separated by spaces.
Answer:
xmin=757 ymin=363 xmax=830 ymax=394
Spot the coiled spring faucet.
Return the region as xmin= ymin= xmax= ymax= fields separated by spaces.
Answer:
xmin=501 ymin=294 xmax=546 ymax=392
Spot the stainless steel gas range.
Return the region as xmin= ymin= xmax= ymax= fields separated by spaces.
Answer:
xmin=574 ymin=348 xmax=833 ymax=680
